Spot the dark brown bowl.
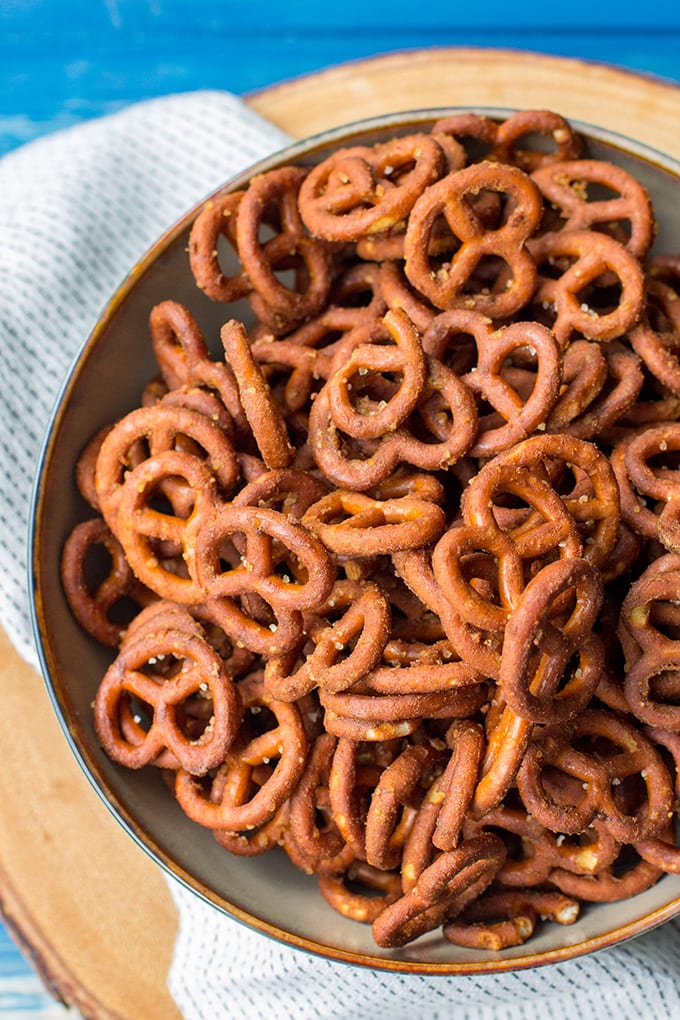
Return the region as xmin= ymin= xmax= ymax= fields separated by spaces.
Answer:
xmin=29 ymin=109 xmax=680 ymax=973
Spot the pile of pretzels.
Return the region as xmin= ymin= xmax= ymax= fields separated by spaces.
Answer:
xmin=61 ymin=109 xmax=680 ymax=951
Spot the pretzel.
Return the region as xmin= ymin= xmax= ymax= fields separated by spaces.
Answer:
xmin=286 ymin=732 xmax=349 ymax=869
xmin=325 ymin=308 xmax=427 ymax=441
xmin=443 ymin=889 xmax=579 ymax=949
xmin=519 ymin=708 xmax=673 ymax=843
xmin=94 ymin=403 xmax=238 ymax=537
xmin=499 ymin=557 xmax=604 ymax=725
xmin=365 ymin=743 xmax=440 ymax=870
xmin=149 ymin=299 xmax=247 ymax=436
xmin=531 ymin=159 xmax=655 ymax=259
xmin=264 ymin=579 xmax=391 ymax=701
xmin=220 ymin=319 xmax=295 ymax=468
xmin=529 ymin=229 xmax=645 ymax=346
xmin=560 ymin=343 xmax=643 ymax=441
xmin=298 ymin=133 xmax=446 ymax=242
xmin=371 ymin=833 xmax=506 ymax=948
xmin=94 ymin=616 xmax=243 ymax=775
xmin=422 ymin=310 xmax=562 ymax=455
xmin=185 ymin=502 xmax=335 ymax=611
xmin=61 ymin=517 xmax=152 ymax=647
xmin=464 ymin=432 xmax=621 ymax=570
xmin=549 ymin=848 xmax=663 ymax=902
xmin=235 ymin=166 xmax=332 ymax=329
xmin=404 ymin=161 xmax=543 ymax=318
xmin=308 ymin=351 xmax=478 ymax=491
xmin=188 ymin=191 xmax=252 ymax=302
xmin=318 ymin=860 xmax=402 ymax=922
xmin=174 ymin=672 xmax=307 ymax=830
xmin=301 ymin=489 xmax=446 ymax=558
xmin=491 ymin=109 xmax=582 ymax=171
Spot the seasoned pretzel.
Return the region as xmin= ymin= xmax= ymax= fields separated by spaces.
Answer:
xmin=326 ymin=308 xmax=427 ymax=441
xmin=404 ymin=161 xmax=542 ymax=318
xmin=529 ymin=229 xmax=645 ymax=346
xmin=298 ymin=133 xmax=446 ymax=242
xmin=236 ymin=166 xmax=332 ymax=329
xmin=94 ymin=403 xmax=237 ymax=535
xmin=112 ymin=450 xmax=221 ymax=604
xmin=319 ymin=860 xmax=402 ymax=922
xmin=188 ymin=191 xmax=251 ymax=302
xmin=433 ymin=524 xmax=525 ymax=635
xmin=149 ymin=299 xmax=247 ymax=436
xmin=264 ymin=579 xmax=391 ymax=701
xmin=499 ymin=558 xmax=604 ymax=725
xmin=423 ymin=310 xmax=562 ymax=455
xmin=549 ymin=848 xmax=663 ymax=902
xmin=531 ymin=159 xmax=655 ymax=259
xmin=371 ymin=833 xmax=506 ymax=948
xmin=365 ymin=743 xmax=440 ymax=870
xmin=287 ymin=732 xmax=348 ymax=868
xmin=308 ymin=353 xmax=478 ymax=490
xmin=61 ymin=517 xmax=152 ymax=647
xmin=174 ymin=673 xmax=307 ymax=830
xmin=302 ymin=489 xmax=445 ymax=557
xmin=94 ymin=618 xmax=242 ymax=774
xmin=443 ymin=889 xmax=579 ymax=949
xmin=220 ymin=319 xmax=295 ymax=468
xmin=185 ymin=502 xmax=335 ymax=611
xmin=519 ymin=708 xmax=674 ymax=843
xmin=492 ymin=109 xmax=581 ymax=171
xmin=463 ymin=433 xmax=620 ymax=570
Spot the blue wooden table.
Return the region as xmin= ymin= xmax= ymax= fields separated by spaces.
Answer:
xmin=2 ymin=2 xmax=680 ymax=1015
xmin=2 ymin=1 xmax=680 ymax=157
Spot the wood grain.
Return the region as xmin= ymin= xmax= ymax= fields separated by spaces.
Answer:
xmin=2 ymin=49 xmax=679 ymax=1018
xmin=249 ymin=48 xmax=680 ymax=157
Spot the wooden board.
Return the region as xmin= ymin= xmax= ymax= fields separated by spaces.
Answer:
xmin=3 ymin=48 xmax=679 ymax=1018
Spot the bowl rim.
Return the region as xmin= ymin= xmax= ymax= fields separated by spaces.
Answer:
xmin=28 ymin=106 xmax=680 ymax=974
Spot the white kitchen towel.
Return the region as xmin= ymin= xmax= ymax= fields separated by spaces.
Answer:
xmin=1 ymin=89 xmax=680 ymax=1020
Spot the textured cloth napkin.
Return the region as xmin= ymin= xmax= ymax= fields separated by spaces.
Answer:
xmin=2 ymin=89 xmax=680 ymax=1020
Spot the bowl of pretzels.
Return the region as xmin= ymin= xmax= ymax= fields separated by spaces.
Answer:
xmin=31 ymin=107 xmax=680 ymax=971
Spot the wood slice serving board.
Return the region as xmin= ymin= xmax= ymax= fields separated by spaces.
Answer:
xmin=3 ymin=48 xmax=679 ymax=1020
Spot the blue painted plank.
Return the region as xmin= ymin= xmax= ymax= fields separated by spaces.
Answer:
xmin=0 ymin=923 xmax=74 ymax=1017
xmin=1 ymin=30 xmax=679 ymax=155
xmin=2 ymin=0 xmax=680 ymax=32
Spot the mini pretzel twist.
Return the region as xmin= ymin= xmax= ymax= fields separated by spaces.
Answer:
xmin=325 ymin=308 xmax=427 ymax=441
xmin=298 ymin=133 xmax=446 ymax=242
xmin=529 ymin=229 xmax=645 ymax=346
xmin=94 ymin=403 xmax=238 ymax=536
xmin=491 ymin=109 xmax=581 ymax=171
xmin=499 ymin=557 xmax=604 ymax=725
xmin=442 ymin=888 xmax=579 ymax=950
xmin=404 ymin=161 xmax=543 ymax=318
xmin=371 ymin=833 xmax=506 ymax=948
xmin=235 ymin=166 xmax=332 ymax=329
xmin=423 ymin=310 xmax=562 ymax=456
xmin=220 ymin=319 xmax=295 ymax=468
xmin=61 ymin=517 xmax=153 ymax=647
xmin=302 ymin=489 xmax=446 ymax=557
xmin=149 ymin=299 xmax=247 ymax=436
xmin=264 ymin=579 xmax=391 ymax=701
xmin=308 ymin=351 xmax=478 ymax=491
xmin=174 ymin=672 xmax=308 ymax=830
xmin=185 ymin=502 xmax=335 ymax=611
xmin=94 ymin=617 xmax=243 ymax=774
xmin=531 ymin=159 xmax=655 ymax=259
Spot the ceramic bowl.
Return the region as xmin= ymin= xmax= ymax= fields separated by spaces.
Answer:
xmin=30 ymin=108 xmax=680 ymax=973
